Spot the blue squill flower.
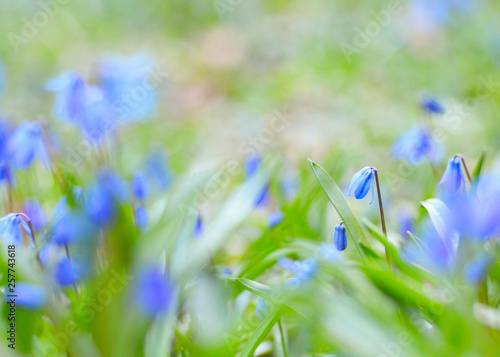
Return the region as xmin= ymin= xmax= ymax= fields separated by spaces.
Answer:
xmin=268 ymin=211 xmax=284 ymax=228
xmin=51 ymin=211 xmax=96 ymax=246
xmin=254 ymin=183 xmax=270 ymax=207
xmin=54 ymin=257 xmax=87 ymax=286
xmin=97 ymin=53 xmax=158 ymax=122
xmin=131 ymin=171 xmax=149 ymax=200
xmin=348 ymin=166 xmax=376 ymax=204
xmin=135 ymin=266 xmax=174 ymax=316
xmin=421 ymin=95 xmax=444 ymax=114
xmin=0 ymin=160 xmax=13 ymax=186
xmin=391 ymin=126 xmax=443 ymax=164
xmin=15 ymin=282 xmax=48 ymax=309
xmin=7 ymin=121 xmax=49 ymax=169
xmin=0 ymin=213 xmax=33 ymax=244
xmin=333 ymin=222 xmax=347 ymax=251
xmin=194 ymin=211 xmax=203 ymax=237
xmin=439 ymin=156 xmax=466 ymax=193
xmin=134 ymin=205 xmax=148 ymax=230
xmin=45 ymin=71 xmax=87 ymax=122
xmin=278 ymin=257 xmax=317 ymax=287
xmin=24 ymin=200 xmax=47 ymax=231
xmin=145 ymin=150 xmax=171 ymax=190
xmin=245 ymin=153 xmax=260 ymax=177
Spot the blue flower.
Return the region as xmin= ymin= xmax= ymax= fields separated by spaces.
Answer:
xmin=194 ymin=211 xmax=203 ymax=237
xmin=421 ymin=95 xmax=444 ymax=114
xmin=24 ymin=199 xmax=47 ymax=231
xmin=0 ymin=160 xmax=13 ymax=186
xmin=439 ymin=156 xmax=466 ymax=193
xmin=134 ymin=266 xmax=174 ymax=316
xmin=51 ymin=211 xmax=96 ymax=246
xmin=0 ymin=213 xmax=33 ymax=244
xmin=131 ymin=171 xmax=149 ymax=200
xmin=7 ymin=121 xmax=49 ymax=169
xmin=333 ymin=222 xmax=347 ymax=251
xmin=54 ymin=257 xmax=87 ymax=286
xmin=254 ymin=183 xmax=270 ymax=207
xmin=97 ymin=53 xmax=158 ymax=122
xmin=134 ymin=205 xmax=148 ymax=230
xmin=399 ymin=213 xmax=414 ymax=239
xmin=145 ymin=150 xmax=171 ymax=190
xmin=15 ymin=282 xmax=48 ymax=309
xmin=278 ymin=257 xmax=317 ymax=287
xmin=464 ymin=254 xmax=490 ymax=284
xmin=45 ymin=71 xmax=87 ymax=123
xmin=348 ymin=166 xmax=376 ymax=204
xmin=268 ymin=211 xmax=284 ymax=228
xmin=245 ymin=153 xmax=260 ymax=177
xmin=391 ymin=126 xmax=442 ymax=164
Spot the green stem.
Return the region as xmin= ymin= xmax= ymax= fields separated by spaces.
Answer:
xmin=374 ymin=170 xmax=391 ymax=268
xmin=277 ymin=318 xmax=288 ymax=357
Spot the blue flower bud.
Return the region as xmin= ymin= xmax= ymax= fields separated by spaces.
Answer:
xmin=54 ymin=257 xmax=87 ymax=286
xmin=145 ymin=150 xmax=171 ymax=190
xmin=348 ymin=166 xmax=376 ymax=204
xmin=131 ymin=171 xmax=149 ymax=200
xmin=421 ymin=95 xmax=444 ymax=114
xmin=134 ymin=205 xmax=148 ymax=229
xmin=245 ymin=153 xmax=260 ymax=177
xmin=7 ymin=121 xmax=49 ymax=169
xmin=15 ymin=282 xmax=48 ymax=309
xmin=194 ymin=211 xmax=203 ymax=237
xmin=0 ymin=213 xmax=33 ymax=244
xmin=51 ymin=211 xmax=96 ymax=246
xmin=439 ymin=156 xmax=466 ymax=193
xmin=135 ymin=266 xmax=174 ymax=316
xmin=333 ymin=223 xmax=347 ymax=251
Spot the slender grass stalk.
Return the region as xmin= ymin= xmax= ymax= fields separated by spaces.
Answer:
xmin=456 ymin=154 xmax=472 ymax=183
xmin=374 ymin=169 xmax=391 ymax=268
xmin=19 ymin=213 xmax=44 ymax=268
xmin=277 ymin=318 xmax=288 ymax=357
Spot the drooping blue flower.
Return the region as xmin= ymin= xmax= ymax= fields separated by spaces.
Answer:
xmin=391 ymin=126 xmax=443 ymax=164
xmin=268 ymin=211 xmax=284 ymax=228
xmin=134 ymin=266 xmax=174 ymax=316
xmin=0 ymin=213 xmax=33 ymax=244
xmin=421 ymin=95 xmax=444 ymax=114
xmin=97 ymin=53 xmax=158 ymax=122
xmin=15 ymin=282 xmax=48 ymax=309
xmin=45 ymin=71 xmax=87 ymax=122
xmin=7 ymin=121 xmax=49 ymax=169
xmin=134 ymin=205 xmax=148 ymax=230
xmin=145 ymin=150 xmax=171 ymax=190
xmin=24 ymin=199 xmax=47 ymax=231
xmin=194 ymin=211 xmax=203 ymax=237
xmin=278 ymin=257 xmax=318 ymax=287
xmin=333 ymin=222 xmax=347 ymax=251
xmin=54 ymin=257 xmax=87 ymax=286
xmin=50 ymin=210 xmax=96 ymax=246
xmin=439 ymin=156 xmax=466 ymax=193
xmin=84 ymin=169 xmax=129 ymax=226
xmin=348 ymin=166 xmax=376 ymax=204
xmin=131 ymin=171 xmax=149 ymax=200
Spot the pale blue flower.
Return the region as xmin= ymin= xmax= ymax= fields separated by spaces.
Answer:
xmin=333 ymin=222 xmax=347 ymax=251
xmin=348 ymin=166 xmax=376 ymax=204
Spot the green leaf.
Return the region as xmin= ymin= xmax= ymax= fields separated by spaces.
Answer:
xmin=238 ymin=308 xmax=281 ymax=357
xmin=472 ymin=149 xmax=486 ymax=181
xmin=308 ymin=159 xmax=369 ymax=260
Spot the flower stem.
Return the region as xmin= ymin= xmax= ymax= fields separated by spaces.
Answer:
xmin=19 ymin=213 xmax=44 ymax=268
xmin=374 ymin=170 xmax=391 ymax=268
xmin=64 ymin=243 xmax=80 ymax=302
xmin=456 ymin=154 xmax=472 ymax=183
xmin=277 ymin=318 xmax=288 ymax=357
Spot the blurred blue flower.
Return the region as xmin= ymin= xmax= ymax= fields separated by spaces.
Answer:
xmin=135 ymin=205 xmax=148 ymax=230
xmin=135 ymin=266 xmax=174 ymax=316
xmin=439 ymin=156 xmax=466 ymax=193
xmin=39 ymin=241 xmax=63 ymax=266
xmin=399 ymin=213 xmax=415 ymax=239
xmin=24 ymin=199 xmax=47 ymax=231
xmin=54 ymin=257 xmax=87 ymax=286
xmin=0 ymin=213 xmax=33 ymax=244
xmin=254 ymin=183 xmax=270 ymax=207
xmin=421 ymin=95 xmax=444 ymax=114
xmin=464 ymin=254 xmax=490 ymax=284
xmin=333 ymin=222 xmax=347 ymax=251
xmin=85 ymin=170 xmax=129 ymax=226
xmin=7 ymin=121 xmax=49 ymax=169
xmin=15 ymin=282 xmax=48 ymax=309
xmin=145 ymin=150 xmax=171 ymax=190
xmin=131 ymin=171 xmax=149 ymax=200
xmin=268 ymin=211 xmax=284 ymax=228
xmin=51 ymin=211 xmax=96 ymax=246
xmin=0 ymin=160 xmax=13 ymax=186
xmin=45 ymin=71 xmax=87 ymax=123
xmin=348 ymin=166 xmax=376 ymax=204
xmin=97 ymin=53 xmax=158 ymax=122
xmin=194 ymin=211 xmax=203 ymax=237
xmin=245 ymin=153 xmax=260 ymax=177
xmin=278 ymin=257 xmax=317 ymax=287
xmin=391 ymin=126 xmax=442 ymax=164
